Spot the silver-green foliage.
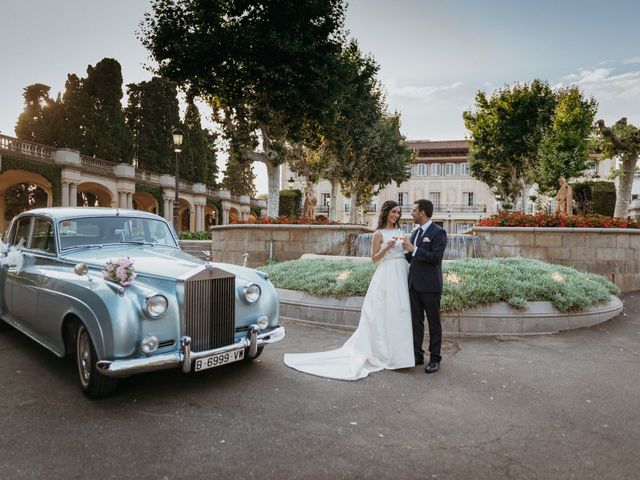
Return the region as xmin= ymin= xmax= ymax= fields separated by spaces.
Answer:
xmin=259 ymin=257 xmax=619 ymax=312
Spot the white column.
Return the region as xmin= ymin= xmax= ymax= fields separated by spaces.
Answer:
xmin=69 ymin=183 xmax=77 ymax=207
xmin=119 ymin=192 xmax=126 ymax=208
xmin=127 ymin=192 xmax=133 ymax=209
xmin=163 ymin=198 xmax=171 ymax=222
xmin=61 ymin=182 xmax=70 ymax=207
xmin=222 ymin=208 xmax=230 ymax=225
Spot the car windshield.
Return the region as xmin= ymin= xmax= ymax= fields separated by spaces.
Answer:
xmin=58 ymin=216 xmax=178 ymax=250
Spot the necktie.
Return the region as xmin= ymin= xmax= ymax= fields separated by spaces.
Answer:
xmin=414 ymin=227 xmax=424 ymax=247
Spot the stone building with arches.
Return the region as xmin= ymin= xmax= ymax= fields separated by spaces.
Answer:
xmin=0 ymin=134 xmax=265 ymax=233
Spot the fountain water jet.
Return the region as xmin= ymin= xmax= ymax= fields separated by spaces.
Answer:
xmin=344 ymin=232 xmax=487 ymax=259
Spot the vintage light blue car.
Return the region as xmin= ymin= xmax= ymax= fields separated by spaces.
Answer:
xmin=0 ymin=207 xmax=284 ymax=398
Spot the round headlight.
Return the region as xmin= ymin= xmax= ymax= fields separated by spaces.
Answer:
xmin=141 ymin=335 xmax=159 ymax=354
xmin=145 ymin=294 xmax=168 ymax=318
xmin=256 ymin=314 xmax=269 ymax=330
xmin=243 ymin=283 xmax=261 ymax=303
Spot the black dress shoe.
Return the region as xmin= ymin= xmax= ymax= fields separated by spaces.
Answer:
xmin=415 ymin=358 xmax=424 ymax=365
xmin=425 ymin=361 xmax=440 ymax=374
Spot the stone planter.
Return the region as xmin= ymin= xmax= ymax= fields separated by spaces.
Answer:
xmin=209 ymin=224 xmax=373 ymax=267
xmin=471 ymin=227 xmax=640 ymax=292
xmin=277 ymin=288 xmax=623 ymax=336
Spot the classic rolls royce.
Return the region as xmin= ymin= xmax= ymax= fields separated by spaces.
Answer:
xmin=0 ymin=208 xmax=284 ymax=398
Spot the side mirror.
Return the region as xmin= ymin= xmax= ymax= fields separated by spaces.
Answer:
xmin=74 ymin=263 xmax=89 ymax=276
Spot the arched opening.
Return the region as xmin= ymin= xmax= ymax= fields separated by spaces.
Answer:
xmin=229 ymin=207 xmax=240 ymax=223
xmin=248 ymin=211 xmax=258 ymax=222
xmin=77 ymin=182 xmax=113 ymax=207
xmin=176 ymin=199 xmax=193 ymax=232
xmin=132 ymin=192 xmax=159 ymax=214
xmin=204 ymin=205 xmax=218 ymax=227
xmin=0 ymin=169 xmax=53 ymax=233
xmin=5 ymin=183 xmax=48 ymax=219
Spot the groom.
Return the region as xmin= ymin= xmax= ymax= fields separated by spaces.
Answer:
xmin=402 ymin=199 xmax=447 ymax=374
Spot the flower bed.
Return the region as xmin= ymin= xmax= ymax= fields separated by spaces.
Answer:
xmin=231 ymin=215 xmax=345 ymax=225
xmin=477 ymin=211 xmax=639 ymax=229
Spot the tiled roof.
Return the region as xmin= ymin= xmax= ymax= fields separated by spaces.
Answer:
xmin=407 ymin=139 xmax=469 ymax=150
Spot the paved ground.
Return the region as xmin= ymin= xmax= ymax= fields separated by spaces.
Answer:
xmin=1 ymin=293 xmax=639 ymax=479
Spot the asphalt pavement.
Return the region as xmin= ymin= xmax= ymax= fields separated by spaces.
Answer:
xmin=1 ymin=293 xmax=639 ymax=480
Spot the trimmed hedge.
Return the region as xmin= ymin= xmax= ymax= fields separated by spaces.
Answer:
xmin=573 ymin=181 xmax=616 ymax=216
xmin=278 ymin=189 xmax=302 ymax=217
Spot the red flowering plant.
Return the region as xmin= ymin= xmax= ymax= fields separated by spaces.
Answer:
xmin=477 ymin=211 xmax=640 ymax=229
xmin=231 ymin=215 xmax=345 ymax=225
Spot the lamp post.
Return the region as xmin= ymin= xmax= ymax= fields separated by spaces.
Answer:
xmin=287 ymin=176 xmax=295 ymax=190
xmin=172 ymin=127 xmax=184 ymax=230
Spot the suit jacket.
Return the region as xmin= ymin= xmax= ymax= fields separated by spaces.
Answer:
xmin=405 ymin=223 xmax=448 ymax=293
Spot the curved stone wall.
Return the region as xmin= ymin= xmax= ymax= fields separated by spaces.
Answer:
xmin=277 ymin=288 xmax=623 ymax=336
xmin=471 ymin=227 xmax=640 ymax=292
xmin=210 ymin=224 xmax=373 ymax=267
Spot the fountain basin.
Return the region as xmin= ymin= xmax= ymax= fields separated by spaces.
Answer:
xmin=277 ymin=288 xmax=622 ymax=336
xmin=209 ymin=224 xmax=372 ymax=267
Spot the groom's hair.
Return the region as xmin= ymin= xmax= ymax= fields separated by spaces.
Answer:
xmin=414 ymin=199 xmax=433 ymax=218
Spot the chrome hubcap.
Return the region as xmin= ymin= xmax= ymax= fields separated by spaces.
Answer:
xmin=77 ymin=327 xmax=91 ymax=386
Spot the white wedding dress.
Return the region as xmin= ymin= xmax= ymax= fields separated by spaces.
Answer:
xmin=284 ymin=229 xmax=415 ymax=380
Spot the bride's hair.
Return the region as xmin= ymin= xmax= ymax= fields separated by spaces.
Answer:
xmin=377 ymin=200 xmax=400 ymax=229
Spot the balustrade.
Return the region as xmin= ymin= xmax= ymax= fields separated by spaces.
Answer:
xmin=0 ymin=134 xmax=55 ymax=163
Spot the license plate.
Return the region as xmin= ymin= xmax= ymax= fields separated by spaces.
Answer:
xmin=194 ymin=348 xmax=245 ymax=372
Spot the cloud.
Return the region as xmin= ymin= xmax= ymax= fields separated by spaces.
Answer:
xmin=557 ymin=65 xmax=640 ymax=123
xmin=388 ymin=81 xmax=464 ymax=100
xmin=560 ymin=67 xmax=640 ymax=100
xmin=624 ymin=56 xmax=640 ymax=64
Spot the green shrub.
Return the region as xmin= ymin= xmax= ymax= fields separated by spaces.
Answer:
xmin=178 ymin=231 xmax=212 ymax=240
xmin=259 ymin=258 xmax=619 ymax=313
xmin=278 ymin=189 xmax=302 ymax=217
xmin=573 ymin=181 xmax=616 ymax=216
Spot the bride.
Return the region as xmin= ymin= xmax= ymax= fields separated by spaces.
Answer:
xmin=284 ymin=200 xmax=415 ymax=380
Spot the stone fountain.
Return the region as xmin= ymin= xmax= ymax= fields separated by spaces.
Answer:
xmin=343 ymin=232 xmax=488 ymax=260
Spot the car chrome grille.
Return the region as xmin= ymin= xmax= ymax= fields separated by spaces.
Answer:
xmin=184 ymin=271 xmax=235 ymax=352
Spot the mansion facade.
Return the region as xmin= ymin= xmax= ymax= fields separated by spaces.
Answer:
xmin=282 ymin=139 xmax=620 ymax=232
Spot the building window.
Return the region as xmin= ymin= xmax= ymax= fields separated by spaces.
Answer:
xmin=445 ymin=163 xmax=455 ymax=176
xmin=463 ymin=192 xmax=474 ymax=206
xmin=430 ymin=192 xmax=441 ymax=208
xmin=431 ymin=163 xmax=441 ymax=176
xmin=321 ymin=193 xmax=331 ymax=206
xmin=415 ymin=164 xmax=426 ymax=176
xmin=398 ymin=192 xmax=409 ymax=206
xmin=459 ymin=163 xmax=469 ymax=176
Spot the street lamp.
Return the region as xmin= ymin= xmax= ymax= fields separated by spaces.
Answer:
xmin=172 ymin=127 xmax=184 ymax=229
xmin=287 ymin=176 xmax=295 ymax=189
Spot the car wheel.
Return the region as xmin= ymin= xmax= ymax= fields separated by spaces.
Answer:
xmin=243 ymin=346 xmax=264 ymax=362
xmin=76 ymin=323 xmax=118 ymax=398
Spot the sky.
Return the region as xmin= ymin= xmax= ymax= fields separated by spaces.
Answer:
xmin=2 ymin=0 xmax=640 ymax=194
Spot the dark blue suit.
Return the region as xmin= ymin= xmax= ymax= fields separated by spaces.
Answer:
xmin=405 ymin=222 xmax=447 ymax=363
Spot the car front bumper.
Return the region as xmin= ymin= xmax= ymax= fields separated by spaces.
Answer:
xmin=96 ymin=325 xmax=285 ymax=378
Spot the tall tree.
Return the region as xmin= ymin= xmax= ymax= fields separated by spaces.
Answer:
xmin=61 ymin=73 xmax=90 ymax=150
xmin=343 ymin=113 xmax=414 ymax=223
xmin=181 ymin=101 xmax=218 ymax=186
xmin=220 ymin=148 xmax=256 ymax=197
xmin=287 ymin=40 xmax=386 ymax=221
xmin=595 ymin=117 xmax=640 ymax=217
xmin=536 ymin=87 xmax=598 ymax=194
xmin=463 ymin=80 xmax=556 ymax=208
xmin=126 ymin=76 xmax=180 ymax=172
xmin=141 ymin=0 xmax=347 ymax=214
xmin=82 ymin=58 xmax=133 ymax=162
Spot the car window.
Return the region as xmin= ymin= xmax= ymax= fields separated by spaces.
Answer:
xmin=59 ymin=216 xmax=177 ymax=249
xmin=11 ymin=217 xmax=32 ymax=247
xmin=29 ymin=217 xmax=56 ymax=254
